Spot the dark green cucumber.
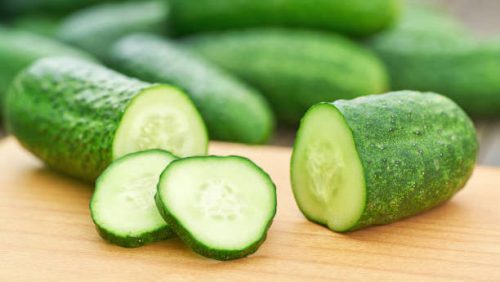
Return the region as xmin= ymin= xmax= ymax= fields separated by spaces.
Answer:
xmin=109 ymin=34 xmax=275 ymax=144
xmin=12 ymin=15 xmax=61 ymax=37
xmin=58 ymin=1 xmax=169 ymax=60
xmin=91 ymin=150 xmax=177 ymax=248
xmin=155 ymin=156 xmax=277 ymax=260
xmin=1 ymin=0 xmax=108 ymax=17
xmin=291 ymin=91 xmax=478 ymax=232
xmin=367 ymin=6 xmax=500 ymax=117
xmin=168 ymin=0 xmax=401 ymax=37
xmin=186 ymin=29 xmax=389 ymax=124
xmin=5 ymin=57 xmax=208 ymax=182
xmin=0 ymin=27 xmax=93 ymax=114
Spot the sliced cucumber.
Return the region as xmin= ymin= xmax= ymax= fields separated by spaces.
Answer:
xmin=155 ymin=156 xmax=277 ymax=260
xmin=291 ymin=105 xmax=365 ymax=232
xmin=291 ymin=91 xmax=478 ymax=232
xmin=113 ymin=85 xmax=208 ymax=159
xmin=91 ymin=150 xmax=177 ymax=247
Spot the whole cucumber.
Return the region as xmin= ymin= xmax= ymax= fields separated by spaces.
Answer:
xmin=109 ymin=34 xmax=274 ymax=144
xmin=186 ymin=29 xmax=389 ymax=124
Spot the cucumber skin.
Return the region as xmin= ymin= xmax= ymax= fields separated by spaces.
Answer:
xmin=94 ymin=226 xmax=174 ymax=248
xmin=109 ymin=34 xmax=275 ymax=144
xmin=6 ymin=57 xmax=158 ymax=182
xmin=0 ymin=27 xmax=93 ymax=115
xmin=367 ymin=7 xmax=500 ymax=117
xmin=91 ymin=150 xmax=176 ymax=248
xmin=155 ymin=156 xmax=277 ymax=260
xmin=58 ymin=1 xmax=169 ymax=60
xmin=168 ymin=0 xmax=401 ymax=37
xmin=186 ymin=29 xmax=389 ymax=124
xmin=302 ymin=91 xmax=477 ymax=231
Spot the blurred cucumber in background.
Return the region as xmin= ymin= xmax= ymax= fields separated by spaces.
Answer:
xmin=367 ymin=3 xmax=500 ymax=117
xmin=57 ymin=1 xmax=169 ymax=60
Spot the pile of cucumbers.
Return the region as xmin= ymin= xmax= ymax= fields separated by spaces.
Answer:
xmin=0 ymin=0 xmax=484 ymax=260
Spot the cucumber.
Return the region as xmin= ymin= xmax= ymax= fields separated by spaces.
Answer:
xmin=0 ymin=27 xmax=93 ymax=115
xmin=109 ymin=34 xmax=275 ymax=144
xmin=291 ymin=91 xmax=478 ymax=232
xmin=58 ymin=1 xmax=169 ymax=60
xmin=167 ymin=0 xmax=401 ymax=37
xmin=367 ymin=6 xmax=500 ymax=117
xmin=1 ymin=0 xmax=107 ymax=17
xmin=91 ymin=150 xmax=177 ymax=247
xmin=186 ymin=29 xmax=389 ymax=124
xmin=12 ymin=15 xmax=61 ymax=37
xmin=5 ymin=57 xmax=208 ymax=182
xmin=155 ymin=156 xmax=277 ymax=260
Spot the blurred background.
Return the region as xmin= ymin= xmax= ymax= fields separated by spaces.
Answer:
xmin=1 ymin=0 xmax=499 ymax=165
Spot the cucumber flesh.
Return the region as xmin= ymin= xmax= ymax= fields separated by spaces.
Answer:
xmin=91 ymin=150 xmax=177 ymax=247
xmin=113 ymin=85 xmax=208 ymax=159
xmin=156 ymin=156 xmax=277 ymax=260
xmin=291 ymin=104 xmax=365 ymax=232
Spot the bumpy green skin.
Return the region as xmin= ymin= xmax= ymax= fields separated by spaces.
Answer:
xmin=186 ymin=29 xmax=389 ymax=124
xmin=168 ymin=0 xmax=401 ymax=37
xmin=109 ymin=34 xmax=275 ymax=144
xmin=91 ymin=150 xmax=176 ymax=248
xmin=5 ymin=57 xmax=158 ymax=182
xmin=155 ymin=156 xmax=277 ymax=260
xmin=0 ymin=27 xmax=93 ymax=115
xmin=58 ymin=1 xmax=169 ymax=60
xmin=333 ymin=91 xmax=477 ymax=231
xmin=367 ymin=6 xmax=500 ymax=117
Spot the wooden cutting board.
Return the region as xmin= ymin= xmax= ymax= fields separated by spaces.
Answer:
xmin=1 ymin=138 xmax=499 ymax=281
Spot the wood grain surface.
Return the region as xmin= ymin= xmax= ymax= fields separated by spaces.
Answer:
xmin=1 ymin=138 xmax=500 ymax=281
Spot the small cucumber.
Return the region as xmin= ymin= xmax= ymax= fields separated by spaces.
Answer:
xmin=58 ymin=1 xmax=169 ymax=60
xmin=186 ymin=29 xmax=389 ymax=124
xmin=291 ymin=91 xmax=478 ymax=232
xmin=155 ymin=156 xmax=277 ymax=260
xmin=109 ymin=34 xmax=275 ymax=144
xmin=91 ymin=150 xmax=177 ymax=248
xmin=5 ymin=57 xmax=208 ymax=182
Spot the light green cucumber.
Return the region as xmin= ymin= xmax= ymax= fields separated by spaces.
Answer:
xmin=58 ymin=1 xmax=169 ymax=59
xmin=5 ymin=57 xmax=208 ymax=182
xmin=155 ymin=156 xmax=277 ymax=260
xmin=186 ymin=29 xmax=389 ymax=124
xmin=109 ymin=34 xmax=275 ymax=144
xmin=291 ymin=91 xmax=478 ymax=232
xmin=91 ymin=150 xmax=177 ymax=247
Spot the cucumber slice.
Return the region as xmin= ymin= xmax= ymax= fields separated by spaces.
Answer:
xmin=113 ymin=85 xmax=208 ymax=159
xmin=91 ymin=150 xmax=177 ymax=247
xmin=155 ymin=156 xmax=277 ymax=260
xmin=291 ymin=104 xmax=365 ymax=232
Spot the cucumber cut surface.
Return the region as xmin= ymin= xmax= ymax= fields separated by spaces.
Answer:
xmin=91 ymin=150 xmax=177 ymax=247
xmin=113 ymin=85 xmax=208 ymax=159
xmin=156 ymin=156 xmax=277 ymax=260
xmin=291 ymin=104 xmax=365 ymax=232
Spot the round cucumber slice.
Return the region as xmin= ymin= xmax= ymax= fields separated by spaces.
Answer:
xmin=113 ymin=85 xmax=208 ymax=159
xmin=91 ymin=150 xmax=177 ymax=248
xmin=155 ymin=156 xmax=277 ymax=260
xmin=291 ymin=103 xmax=366 ymax=232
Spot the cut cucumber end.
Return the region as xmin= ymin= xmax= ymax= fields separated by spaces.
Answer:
xmin=113 ymin=85 xmax=208 ymax=160
xmin=291 ymin=103 xmax=366 ymax=232
xmin=91 ymin=150 xmax=177 ymax=247
xmin=156 ymin=156 xmax=277 ymax=260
